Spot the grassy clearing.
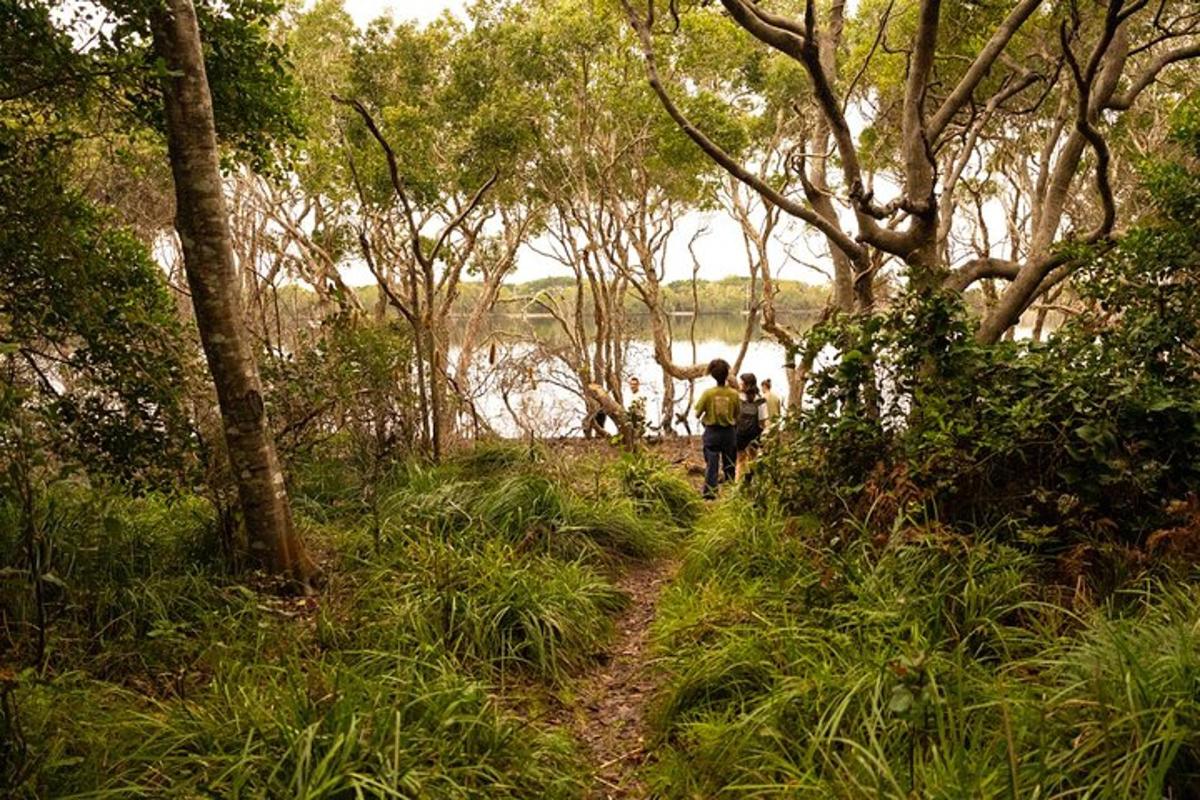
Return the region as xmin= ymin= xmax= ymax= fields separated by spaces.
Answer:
xmin=1 ymin=445 xmax=699 ymax=798
xmin=647 ymin=497 xmax=1200 ymax=798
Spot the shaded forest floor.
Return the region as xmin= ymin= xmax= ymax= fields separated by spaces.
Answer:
xmin=10 ymin=436 xmax=1200 ymax=798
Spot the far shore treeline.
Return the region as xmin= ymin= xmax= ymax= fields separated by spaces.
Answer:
xmin=279 ymin=275 xmax=832 ymax=318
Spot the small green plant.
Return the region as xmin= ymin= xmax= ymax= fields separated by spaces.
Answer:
xmin=615 ymin=452 xmax=704 ymax=528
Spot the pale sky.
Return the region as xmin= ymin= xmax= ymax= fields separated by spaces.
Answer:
xmin=341 ymin=0 xmax=466 ymax=27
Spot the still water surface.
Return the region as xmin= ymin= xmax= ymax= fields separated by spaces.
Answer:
xmin=460 ymin=310 xmax=1054 ymax=438
xmin=464 ymin=313 xmax=810 ymax=438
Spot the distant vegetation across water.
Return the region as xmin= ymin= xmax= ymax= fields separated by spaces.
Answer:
xmin=485 ymin=275 xmax=829 ymax=315
xmin=275 ymin=276 xmax=830 ymax=318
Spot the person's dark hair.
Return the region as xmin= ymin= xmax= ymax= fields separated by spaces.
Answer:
xmin=761 ymin=378 xmax=772 ymax=390
xmin=708 ymin=358 xmax=730 ymax=385
xmin=740 ymin=372 xmax=759 ymax=400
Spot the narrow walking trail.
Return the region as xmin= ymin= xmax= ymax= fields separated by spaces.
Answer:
xmin=562 ymin=557 xmax=677 ymax=799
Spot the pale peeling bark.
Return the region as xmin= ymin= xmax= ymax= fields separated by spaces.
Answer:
xmin=587 ymin=383 xmax=638 ymax=448
xmin=151 ymin=0 xmax=317 ymax=587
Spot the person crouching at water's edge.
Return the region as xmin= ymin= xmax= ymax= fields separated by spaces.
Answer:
xmin=694 ymin=358 xmax=739 ymax=499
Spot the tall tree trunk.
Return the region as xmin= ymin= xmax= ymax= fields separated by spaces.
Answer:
xmin=423 ymin=265 xmax=444 ymax=461
xmin=151 ymin=0 xmax=316 ymax=588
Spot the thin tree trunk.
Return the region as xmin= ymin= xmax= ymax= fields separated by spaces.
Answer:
xmin=151 ymin=0 xmax=316 ymax=588
xmin=423 ymin=264 xmax=444 ymax=460
xmin=407 ymin=265 xmax=431 ymax=454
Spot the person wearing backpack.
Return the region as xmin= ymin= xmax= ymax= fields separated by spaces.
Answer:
xmin=693 ymin=358 xmax=740 ymax=499
xmin=735 ymin=372 xmax=768 ymax=481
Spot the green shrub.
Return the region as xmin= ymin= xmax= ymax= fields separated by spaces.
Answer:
xmin=615 ymin=453 xmax=704 ymax=528
xmin=754 ymin=291 xmax=1200 ymax=564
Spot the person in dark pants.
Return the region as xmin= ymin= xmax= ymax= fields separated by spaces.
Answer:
xmin=693 ymin=358 xmax=740 ymax=499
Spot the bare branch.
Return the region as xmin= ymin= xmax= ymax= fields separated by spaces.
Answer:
xmin=332 ymin=93 xmax=433 ymax=277
xmin=621 ymin=0 xmax=866 ymax=261
xmin=928 ymin=0 xmax=1045 ymax=140
xmin=1106 ymin=41 xmax=1200 ymax=108
xmin=1061 ymin=19 xmax=1116 ymax=243
xmin=717 ymin=0 xmax=806 ymax=59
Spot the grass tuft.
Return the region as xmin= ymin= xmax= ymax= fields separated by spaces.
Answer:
xmin=4 ymin=442 xmax=698 ymax=798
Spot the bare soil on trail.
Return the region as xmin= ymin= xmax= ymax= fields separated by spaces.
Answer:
xmin=559 ymin=557 xmax=678 ymax=799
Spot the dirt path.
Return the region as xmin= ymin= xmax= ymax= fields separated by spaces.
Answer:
xmin=562 ymin=558 xmax=677 ymax=799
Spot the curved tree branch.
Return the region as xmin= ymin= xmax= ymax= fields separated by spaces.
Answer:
xmin=621 ymin=0 xmax=866 ymax=262
xmin=1105 ymin=41 xmax=1200 ymax=109
xmin=927 ymin=0 xmax=1045 ymax=140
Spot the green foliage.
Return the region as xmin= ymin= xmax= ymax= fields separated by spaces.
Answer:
xmin=648 ymin=498 xmax=1200 ymax=798
xmin=372 ymin=457 xmax=673 ymax=564
xmin=350 ymin=537 xmax=626 ymax=679
xmin=257 ymin=276 xmax=828 ymax=331
xmin=0 ymin=133 xmax=192 ymax=485
xmin=0 ymin=484 xmax=238 ymax=672
xmin=1 ymin=0 xmax=307 ymax=490
xmin=754 ymin=101 xmax=1200 ymax=564
xmin=614 ymin=452 xmax=704 ymax=528
xmin=1076 ymin=95 xmax=1200 ymax=389
xmin=755 ymin=289 xmax=1200 ymax=562
xmin=6 ymin=0 xmax=301 ymax=172
xmin=14 ymin=653 xmax=583 ymax=798
xmin=324 ymin=3 xmax=546 ymax=209
xmin=3 ymin=443 xmax=692 ymax=796
xmin=110 ymin=0 xmax=303 ymax=170
xmin=263 ymin=314 xmax=420 ymax=519
xmin=447 ymin=439 xmax=539 ymax=476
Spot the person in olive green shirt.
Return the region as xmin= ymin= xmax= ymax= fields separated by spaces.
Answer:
xmin=694 ymin=358 xmax=740 ymax=498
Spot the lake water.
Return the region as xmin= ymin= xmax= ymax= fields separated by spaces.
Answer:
xmin=461 ymin=312 xmax=812 ymax=438
xmin=459 ymin=309 xmax=1057 ymax=438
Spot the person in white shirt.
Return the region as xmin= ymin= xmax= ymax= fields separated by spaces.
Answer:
xmin=627 ymin=376 xmax=648 ymax=437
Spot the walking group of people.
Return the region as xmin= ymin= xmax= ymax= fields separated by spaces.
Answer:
xmin=596 ymin=360 xmax=783 ymax=499
xmin=693 ymin=358 xmax=782 ymax=499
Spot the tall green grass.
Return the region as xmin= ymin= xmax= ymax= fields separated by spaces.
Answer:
xmin=3 ymin=443 xmax=695 ymax=798
xmin=375 ymin=463 xmax=675 ymax=562
xmin=14 ymin=654 xmax=584 ymax=798
xmin=614 ymin=453 xmax=704 ymax=529
xmin=340 ymin=537 xmax=627 ymax=679
xmin=647 ymin=498 xmax=1200 ymax=798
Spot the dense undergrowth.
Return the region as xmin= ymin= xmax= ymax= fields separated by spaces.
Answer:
xmin=0 ymin=443 xmax=697 ymax=798
xmin=647 ymin=497 xmax=1200 ymax=798
xmin=646 ymin=114 xmax=1200 ymax=796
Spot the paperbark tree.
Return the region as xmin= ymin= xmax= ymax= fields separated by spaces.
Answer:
xmin=527 ymin=0 xmax=772 ymax=432
xmin=623 ymin=0 xmax=1200 ymax=341
xmin=335 ymin=93 xmax=503 ymax=460
xmin=530 ymin=209 xmax=633 ymax=438
xmin=312 ymin=6 xmax=547 ymax=458
xmin=151 ymin=0 xmax=317 ymax=587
